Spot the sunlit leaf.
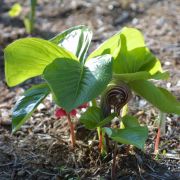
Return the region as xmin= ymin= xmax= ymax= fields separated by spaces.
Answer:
xmin=4 ymin=38 xmax=77 ymax=86
xmin=88 ymin=27 xmax=162 ymax=76
xmin=43 ymin=55 xmax=113 ymax=112
xmin=12 ymin=83 xmax=50 ymax=133
xmin=113 ymin=36 xmax=160 ymax=74
xmin=50 ymin=25 xmax=92 ymax=63
xmin=129 ymin=80 xmax=180 ymax=114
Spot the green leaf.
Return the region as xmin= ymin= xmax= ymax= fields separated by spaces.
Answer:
xmin=12 ymin=83 xmax=50 ymax=133
xmin=43 ymin=55 xmax=113 ymax=112
xmin=87 ymin=30 xmax=121 ymax=60
xmin=4 ymin=38 xmax=77 ymax=86
xmin=88 ymin=27 xmax=162 ymax=75
xmin=121 ymin=115 xmax=140 ymax=128
xmin=113 ymin=37 xmax=160 ymax=74
xmin=104 ymin=126 xmax=148 ymax=150
xmin=8 ymin=3 xmax=22 ymax=17
xmin=97 ymin=113 xmax=117 ymax=127
xmin=129 ymin=80 xmax=180 ymax=114
xmin=113 ymin=71 xmax=169 ymax=82
xmin=80 ymin=107 xmax=116 ymax=129
xmin=80 ymin=107 xmax=102 ymax=129
xmin=88 ymin=27 xmax=145 ymax=61
xmin=50 ymin=25 xmax=92 ymax=63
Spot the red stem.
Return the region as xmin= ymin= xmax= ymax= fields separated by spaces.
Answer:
xmin=67 ymin=113 xmax=76 ymax=148
xmin=98 ymin=130 xmax=103 ymax=152
xmin=154 ymin=127 xmax=161 ymax=154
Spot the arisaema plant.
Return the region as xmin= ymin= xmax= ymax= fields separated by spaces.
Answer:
xmin=4 ymin=25 xmax=180 ymax=155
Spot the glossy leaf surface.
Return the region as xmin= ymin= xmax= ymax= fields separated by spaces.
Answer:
xmin=12 ymin=83 xmax=50 ymax=132
xmin=50 ymin=25 xmax=92 ymax=63
xmin=5 ymin=38 xmax=77 ymax=86
xmin=129 ymin=80 xmax=180 ymax=114
xmin=80 ymin=107 xmax=116 ymax=129
xmin=43 ymin=55 xmax=113 ymax=112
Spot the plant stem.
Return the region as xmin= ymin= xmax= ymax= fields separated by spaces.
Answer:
xmin=154 ymin=111 xmax=165 ymax=154
xmin=121 ymin=104 xmax=128 ymax=117
xmin=92 ymin=98 xmax=97 ymax=107
xmin=91 ymin=99 xmax=104 ymax=152
xmin=67 ymin=113 xmax=75 ymax=148
xmin=120 ymin=104 xmax=128 ymax=129
xmin=29 ymin=0 xmax=37 ymax=33
xmin=111 ymin=104 xmax=128 ymax=179
xmin=111 ymin=142 xmax=118 ymax=180
xmin=98 ymin=129 xmax=103 ymax=151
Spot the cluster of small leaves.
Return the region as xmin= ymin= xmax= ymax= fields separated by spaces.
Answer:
xmin=4 ymin=25 xmax=180 ymax=150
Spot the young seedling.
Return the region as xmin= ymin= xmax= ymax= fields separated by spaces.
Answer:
xmin=24 ymin=0 xmax=37 ymax=34
xmin=8 ymin=1 xmax=37 ymax=34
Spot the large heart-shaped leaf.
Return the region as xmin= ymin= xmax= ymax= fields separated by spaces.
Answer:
xmin=88 ymin=27 xmax=162 ymax=76
xmin=129 ymin=80 xmax=180 ymax=114
xmin=4 ymin=38 xmax=77 ymax=86
xmin=104 ymin=126 xmax=148 ymax=150
xmin=12 ymin=83 xmax=50 ymax=133
xmin=43 ymin=55 xmax=113 ymax=112
xmin=50 ymin=25 xmax=92 ymax=63
xmin=80 ymin=107 xmax=116 ymax=129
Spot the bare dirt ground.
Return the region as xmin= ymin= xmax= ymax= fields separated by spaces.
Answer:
xmin=0 ymin=0 xmax=179 ymax=179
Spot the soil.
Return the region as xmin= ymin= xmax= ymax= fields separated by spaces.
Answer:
xmin=0 ymin=0 xmax=180 ymax=179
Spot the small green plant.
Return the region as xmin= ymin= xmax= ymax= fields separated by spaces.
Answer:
xmin=24 ymin=0 xmax=37 ymax=34
xmin=4 ymin=25 xmax=180 ymax=178
xmin=8 ymin=0 xmax=37 ymax=34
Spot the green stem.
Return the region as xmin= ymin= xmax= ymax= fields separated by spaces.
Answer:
xmin=92 ymin=98 xmax=97 ymax=107
xmin=91 ymin=98 xmax=104 ymax=153
xmin=29 ymin=0 xmax=37 ymax=33
xmin=120 ymin=104 xmax=128 ymax=129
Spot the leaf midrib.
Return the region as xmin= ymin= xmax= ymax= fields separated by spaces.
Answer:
xmin=73 ymin=64 xmax=84 ymax=105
